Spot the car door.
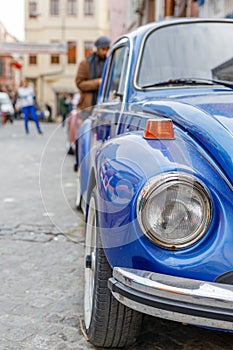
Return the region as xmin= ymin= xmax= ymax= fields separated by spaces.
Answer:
xmin=93 ymin=39 xmax=130 ymax=142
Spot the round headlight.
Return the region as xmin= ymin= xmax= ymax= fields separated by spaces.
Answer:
xmin=137 ymin=173 xmax=212 ymax=249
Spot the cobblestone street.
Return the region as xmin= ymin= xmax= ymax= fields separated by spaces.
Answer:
xmin=1 ymin=120 xmax=233 ymax=349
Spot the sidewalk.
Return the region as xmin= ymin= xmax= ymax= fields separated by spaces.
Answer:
xmin=0 ymin=120 xmax=80 ymax=230
xmin=0 ymin=120 xmax=90 ymax=350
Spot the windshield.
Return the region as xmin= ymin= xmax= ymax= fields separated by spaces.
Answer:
xmin=137 ymin=22 xmax=233 ymax=88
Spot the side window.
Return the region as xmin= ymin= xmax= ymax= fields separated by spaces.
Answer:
xmin=29 ymin=0 xmax=38 ymax=18
xmin=104 ymin=46 xmax=128 ymax=102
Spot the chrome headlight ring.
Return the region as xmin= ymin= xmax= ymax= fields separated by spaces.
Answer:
xmin=137 ymin=172 xmax=212 ymax=250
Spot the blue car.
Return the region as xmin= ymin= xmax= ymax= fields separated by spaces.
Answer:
xmin=76 ymin=18 xmax=233 ymax=348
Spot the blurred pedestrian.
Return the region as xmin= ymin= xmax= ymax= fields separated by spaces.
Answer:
xmin=12 ymin=85 xmax=21 ymax=120
xmin=74 ymin=36 xmax=110 ymax=170
xmin=59 ymin=91 xmax=69 ymax=127
xmin=71 ymin=91 xmax=80 ymax=110
xmin=66 ymin=94 xmax=73 ymax=113
xmin=45 ymin=103 xmax=53 ymax=122
xmin=75 ymin=35 xmax=110 ymax=119
xmin=17 ymin=79 xmax=42 ymax=134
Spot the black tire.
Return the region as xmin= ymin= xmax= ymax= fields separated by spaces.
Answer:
xmin=84 ymin=190 xmax=142 ymax=348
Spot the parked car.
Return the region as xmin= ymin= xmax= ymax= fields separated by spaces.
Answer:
xmin=76 ymin=18 xmax=233 ymax=348
xmin=0 ymin=92 xmax=14 ymax=123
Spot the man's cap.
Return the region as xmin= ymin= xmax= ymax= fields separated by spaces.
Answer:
xmin=94 ymin=36 xmax=111 ymax=49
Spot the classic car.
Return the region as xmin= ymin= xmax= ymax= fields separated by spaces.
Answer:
xmin=76 ymin=18 xmax=233 ymax=348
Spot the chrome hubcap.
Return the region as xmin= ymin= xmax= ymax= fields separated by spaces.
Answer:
xmin=76 ymin=170 xmax=81 ymax=207
xmin=84 ymin=196 xmax=96 ymax=329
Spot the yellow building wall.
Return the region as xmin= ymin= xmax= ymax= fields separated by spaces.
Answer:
xmin=23 ymin=0 xmax=110 ymax=119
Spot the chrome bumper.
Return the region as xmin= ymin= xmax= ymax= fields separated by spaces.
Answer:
xmin=108 ymin=267 xmax=233 ymax=330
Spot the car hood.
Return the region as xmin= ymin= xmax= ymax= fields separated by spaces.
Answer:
xmin=142 ymin=91 xmax=233 ymax=186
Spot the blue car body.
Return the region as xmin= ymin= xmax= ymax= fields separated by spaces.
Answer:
xmin=79 ymin=18 xmax=233 ymax=347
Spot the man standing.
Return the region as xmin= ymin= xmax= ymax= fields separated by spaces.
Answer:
xmin=17 ymin=79 xmax=42 ymax=134
xmin=74 ymin=36 xmax=110 ymax=171
xmin=75 ymin=35 xmax=110 ymax=119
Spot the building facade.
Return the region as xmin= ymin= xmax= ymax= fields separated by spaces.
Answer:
xmin=108 ymin=0 xmax=126 ymax=42
xmin=0 ymin=22 xmax=22 ymax=93
xmin=23 ymin=0 xmax=110 ymax=118
xmin=125 ymin=0 xmax=199 ymax=31
xmin=22 ymin=0 xmax=233 ymax=118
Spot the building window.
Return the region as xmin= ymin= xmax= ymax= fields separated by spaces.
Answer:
xmin=84 ymin=0 xmax=94 ymax=15
xmin=50 ymin=0 xmax=59 ymax=15
xmin=29 ymin=55 xmax=37 ymax=65
xmin=84 ymin=41 xmax=93 ymax=58
xmin=51 ymin=54 xmax=60 ymax=64
xmin=68 ymin=0 xmax=77 ymax=15
xmin=29 ymin=0 xmax=38 ymax=18
xmin=67 ymin=41 xmax=76 ymax=64
xmin=51 ymin=41 xmax=60 ymax=64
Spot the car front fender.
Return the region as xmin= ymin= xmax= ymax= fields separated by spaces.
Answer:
xmin=93 ymin=130 xmax=233 ymax=278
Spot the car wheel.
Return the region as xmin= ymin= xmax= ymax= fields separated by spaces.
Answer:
xmin=75 ymin=170 xmax=82 ymax=211
xmin=84 ymin=190 xmax=142 ymax=348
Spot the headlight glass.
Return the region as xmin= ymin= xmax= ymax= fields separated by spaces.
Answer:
xmin=137 ymin=173 xmax=212 ymax=249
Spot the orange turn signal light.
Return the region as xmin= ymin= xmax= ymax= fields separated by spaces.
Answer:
xmin=144 ymin=118 xmax=174 ymax=139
